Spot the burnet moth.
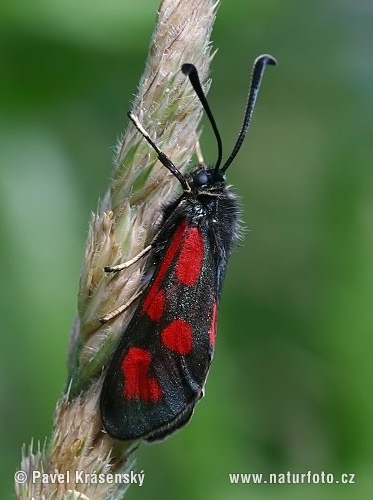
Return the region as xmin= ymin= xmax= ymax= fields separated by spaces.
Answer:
xmin=100 ymin=54 xmax=276 ymax=441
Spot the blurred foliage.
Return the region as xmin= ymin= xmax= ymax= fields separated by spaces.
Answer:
xmin=0 ymin=0 xmax=372 ymax=498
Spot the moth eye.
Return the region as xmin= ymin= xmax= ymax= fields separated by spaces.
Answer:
xmin=194 ymin=171 xmax=209 ymax=186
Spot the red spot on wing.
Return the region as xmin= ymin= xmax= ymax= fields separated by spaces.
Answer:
xmin=161 ymin=319 xmax=193 ymax=355
xmin=122 ymin=347 xmax=162 ymax=402
xmin=145 ymin=289 xmax=165 ymax=321
xmin=142 ymin=219 xmax=187 ymax=319
xmin=176 ymin=227 xmax=204 ymax=285
xmin=209 ymin=302 xmax=217 ymax=348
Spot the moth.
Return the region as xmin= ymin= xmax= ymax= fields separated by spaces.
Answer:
xmin=100 ymin=54 xmax=276 ymax=441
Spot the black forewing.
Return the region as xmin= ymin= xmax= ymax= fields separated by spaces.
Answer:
xmin=100 ymin=208 xmax=218 ymax=441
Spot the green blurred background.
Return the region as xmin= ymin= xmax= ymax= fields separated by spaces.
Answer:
xmin=1 ymin=0 xmax=372 ymax=498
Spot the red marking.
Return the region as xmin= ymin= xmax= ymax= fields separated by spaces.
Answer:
xmin=121 ymin=347 xmax=162 ymax=402
xmin=161 ymin=319 xmax=193 ymax=355
xmin=146 ymin=289 xmax=165 ymax=321
xmin=142 ymin=220 xmax=187 ymax=319
xmin=176 ymin=227 xmax=204 ymax=285
xmin=209 ymin=302 xmax=217 ymax=347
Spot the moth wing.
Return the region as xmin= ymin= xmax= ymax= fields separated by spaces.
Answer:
xmin=100 ymin=218 xmax=219 ymax=441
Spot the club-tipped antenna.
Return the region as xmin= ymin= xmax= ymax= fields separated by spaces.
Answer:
xmin=221 ymin=54 xmax=277 ymax=173
xmin=182 ymin=63 xmax=223 ymax=171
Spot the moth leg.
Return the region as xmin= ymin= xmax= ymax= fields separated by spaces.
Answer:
xmin=99 ymin=289 xmax=144 ymax=324
xmin=104 ymin=245 xmax=152 ymax=273
xmin=128 ymin=112 xmax=191 ymax=192
xmin=195 ymin=140 xmax=205 ymax=167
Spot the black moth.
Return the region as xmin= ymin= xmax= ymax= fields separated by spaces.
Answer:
xmin=100 ymin=54 xmax=276 ymax=441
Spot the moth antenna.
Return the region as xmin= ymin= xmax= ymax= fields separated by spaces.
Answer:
xmin=221 ymin=54 xmax=277 ymax=173
xmin=128 ymin=112 xmax=191 ymax=191
xmin=181 ymin=64 xmax=223 ymax=171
